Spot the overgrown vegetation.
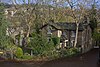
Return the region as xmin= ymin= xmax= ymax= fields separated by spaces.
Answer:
xmin=15 ymin=47 xmax=23 ymax=58
xmin=0 ymin=0 xmax=99 ymax=60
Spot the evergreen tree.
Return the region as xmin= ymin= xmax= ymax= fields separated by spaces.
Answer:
xmin=89 ymin=4 xmax=97 ymax=33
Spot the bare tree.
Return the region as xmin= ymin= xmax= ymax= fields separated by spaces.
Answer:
xmin=65 ymin=0 xmax=89 ymax=47
xmin=7 ymin=0 xmax=37 ymax=46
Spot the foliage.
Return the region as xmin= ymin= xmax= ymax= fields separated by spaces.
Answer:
xmin=1 ymin=1 xmax=98 ymax=60
xmin=92 ymin=32 xmax=100 ymax=41
xmin=28 ymin=33 xmax=55 ymax=57
xmin=0 ymin=3 xmax=12 ymax=48
xmin=15 ymin=47 xmax=33 ymax=59
xmin=60 ymin=48 xmax=79 ymax=57
xmin=90 ymin=18 xmax=97 ymax=32
xmin=89 ymin=4 xmax=97 ymax=33
xmin=25 ymin=32 xmax=80 ymax=60
xmin=22 ymin=53 xmax=33 ymax=60
xmin=52 ymin=37 xmax=60 ymax=46
xmin=0 ymin=3 xmax=18 ymax=59
xmin=15 ymin=47 xmax=23 ymax=58
xmin=4 ymin=44 xmax=18 ymax=59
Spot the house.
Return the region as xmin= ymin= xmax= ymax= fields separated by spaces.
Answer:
xmin=40 ymin=22 xmax=93 ymax=53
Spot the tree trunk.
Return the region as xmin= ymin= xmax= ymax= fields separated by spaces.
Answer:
xmin=19 ymin=30 xmax=24 ymax=46
xmin=74 ymin=23 xmax=79 ymax=47
xmin=25 ymin=25 xmax=31 ymax=46
xmin=26 ymin=25 xmax=31 ymax=38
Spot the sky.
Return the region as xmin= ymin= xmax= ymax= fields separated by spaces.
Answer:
xmin=1 ymin=0 xmax=100 ymax=9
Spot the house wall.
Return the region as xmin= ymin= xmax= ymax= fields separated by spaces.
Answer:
xmin=77 ymin=31 xmax=82 ymax=47
xmin=65 ymin=26 xmax=92 ymax=53
xmin=41 ymin=25 xmax=93 ymax=52
xmin=62 ymin=30 xmax=70 ymax=47
xmin=63 ymin=30 xmax=75 ymax=48
xmin=81 ymin=26 xmax=93 ymax=53
xmin=68 ymin=31 xmax=82 ymax=47
xmin=41 ymin=26 xmax=62 ymax=38
xmin=52 ymin=30 xmax=62 ymax=37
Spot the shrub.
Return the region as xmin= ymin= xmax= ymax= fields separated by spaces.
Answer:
xmin=22 ymin=53 xmax=33 ymax=60
xmin=5 ymin=44 xmax=18 ymax=59
xmin=52 ymin=37 xmax=60 ymax=46
xmin=29 ymin=34 xmax=56 ymax=58
xmin=60 ymin=48 xmax=79 ymax=57
xmin=49 ymin=50 xmax=60 ymax=60
xmin=15 ymin=47 xmax=23 ymax=58
xmin=92 ymin=32 xmax=100 ymax=41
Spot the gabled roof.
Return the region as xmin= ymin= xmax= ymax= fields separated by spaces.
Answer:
xmin=55 ymin=22 xmax=84 ymax=31
xmin=40 ymin=22 xmax=89 ymax=31
xmin=40 ymin=23 xmax=61 ymax=30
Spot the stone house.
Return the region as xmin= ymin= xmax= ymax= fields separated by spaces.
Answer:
xmin=40 ymin=22 xmax=93 ymax=53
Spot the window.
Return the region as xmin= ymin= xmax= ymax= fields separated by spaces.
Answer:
xmin=62 ymin=31 xmax=66 ymax=36
xmin=71 ymin=31 xmax=76 ymax=37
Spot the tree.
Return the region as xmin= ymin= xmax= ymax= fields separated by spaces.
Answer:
xmin=89 ymin=4 xmax=97 ymax=33
xmin=0 ymin=3 xmax=17 ymax=59
xmin=8 ymin=0 xmax=95 ymax=48
xmin=6 ymin=0 xmax=38 ymax=46
xmin=65 ymin=0 xmax=89 ymax=47
xmin=0 ymin=3 xmax=10 ymax=48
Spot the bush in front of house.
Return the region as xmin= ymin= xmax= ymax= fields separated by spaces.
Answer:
xmin=60 ymin=48 xmax=79 ymax=57
xmin=48 ymin=50 xmax=60 ymax=60
xmin=92 ymin=32 xmax=100 ymax=43
xmin=32 ymin=38 xmax=55 ymax=57
xmin=52 ymin=37 xmax=60 ymax=46
xmin=21 ymin=32 xmax=80 ymax=60
xmin=28 ymin=33 xmax=59 ymax=59
xmin=22 ymin=53 xmax=33 ymax=60
xmin=15 ymin=47 xmax=23 ymax=58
